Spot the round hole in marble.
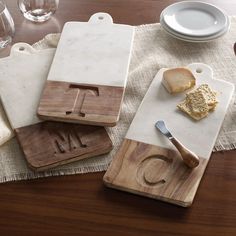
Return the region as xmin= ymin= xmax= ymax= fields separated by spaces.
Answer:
xmin=196 ymin=68 xmax=202 ymax=73
xmin=98 ymin=16 xmax=104 ymax=20
xmin=19 ymin=47 xmax=25 ymax=51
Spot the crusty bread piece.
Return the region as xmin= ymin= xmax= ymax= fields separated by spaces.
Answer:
xmin=197 ymin=84 xmax=218 ymax=106
xmin=186 ymin=90 xmax=209 ymax=115
xmin=177 ymin=83 xmax=218 ymax=121
xmin=162 ymin=68 xmax=196 ymax=94
xmin=177 ymin=101 xmax=208 ymax=120
xmin=208 ymin=103 xmax=217 ymax=111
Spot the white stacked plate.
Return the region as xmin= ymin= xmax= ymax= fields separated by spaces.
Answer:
xmin=160 ymin=1 xmax=230 ymax=42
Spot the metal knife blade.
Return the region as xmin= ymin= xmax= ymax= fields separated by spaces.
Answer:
xmin=155 ymin=120 xmax=199 ymax=168
xmin=155 ymin=120 xmax=173 ymax=139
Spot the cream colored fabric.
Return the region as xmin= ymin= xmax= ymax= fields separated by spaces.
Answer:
xmin=0 ymin=17 xmax=236 ymax=182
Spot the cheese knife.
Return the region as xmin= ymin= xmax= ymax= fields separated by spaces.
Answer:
xmin=155 ymin=120 xmax=199 ymax=168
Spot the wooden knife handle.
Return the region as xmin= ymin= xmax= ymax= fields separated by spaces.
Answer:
xmin=170 ymin=137 xmax=199 ymax=168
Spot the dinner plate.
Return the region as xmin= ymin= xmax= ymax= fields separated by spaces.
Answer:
xmin=160 ymin=16 xmax=230 ymax=43
xmin=161 ymin=26 xmax=228 ymax=43
xmin=161 ymin=1 xmax=228 ymax=37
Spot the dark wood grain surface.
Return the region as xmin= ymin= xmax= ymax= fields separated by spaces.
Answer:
xmin=15 ymin=122 xmax=112 ymax=171
xmin=0 ymin=0 xmax=236 ymax=235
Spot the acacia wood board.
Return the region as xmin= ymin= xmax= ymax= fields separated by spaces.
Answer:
xmin=15 ymin=122 xmax=112 ymax=171
xmin=104 ymin=63 xmax=234 ymax=207
xmin=0 ymin=43 xmax=112 ymax=171
xmin=38 ymin=12 xmax=134 ymax=126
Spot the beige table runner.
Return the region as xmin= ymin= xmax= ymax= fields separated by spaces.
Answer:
xmin=0 ymin=17 xmax=236 ymax=183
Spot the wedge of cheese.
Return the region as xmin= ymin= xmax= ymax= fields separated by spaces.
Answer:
xmin=177 ymin=84 xmax=218 ymax=121
xmin=162 ymin=68 xmax=196 ymax=94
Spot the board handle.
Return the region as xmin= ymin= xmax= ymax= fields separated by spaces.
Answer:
xmin=170 ymin=137 xmax=200 ymax=168
xmin=10 ymin=43 xmax=37 ymax=56
xmin=89 ymin=12 xmax=113 ymax=24
xmin=187 ymin=63 xmax=213 ymax=79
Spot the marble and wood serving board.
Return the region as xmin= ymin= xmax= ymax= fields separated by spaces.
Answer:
xmin=37 ymin=12 xmax=134 ymax=127
xmin=0 ymin=43 xmax=113 ymax=171
xmin=104 ymin=63 xmax=234 ymax=207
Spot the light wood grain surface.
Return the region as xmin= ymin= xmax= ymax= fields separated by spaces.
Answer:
xmin=0 ymin=0 xmax=236 ymax=235
xmin=38 ymin=81 xmax=124 ymax=126
xmin=104 ymin=139 xmax=207 ymax=207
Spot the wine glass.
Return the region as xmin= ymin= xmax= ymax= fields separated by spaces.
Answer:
xmin=17 ymin=0 xmax=59 ymax=23
xmin=0 ymin=1 xmax=15 ymax=49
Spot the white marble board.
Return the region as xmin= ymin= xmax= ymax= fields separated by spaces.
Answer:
xmin=46 ymin=12 xmax=134 ymax=87
xmin=0 ymin=43 xmax=55 ymax=129
xmin=126 ymin=63 xmax=234 ymax=159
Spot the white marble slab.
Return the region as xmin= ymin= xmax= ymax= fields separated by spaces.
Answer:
xmin=0 ymin=43 xmax=55 ymax=129
xmin=47 ymin=12 xmax=134 ymax=87
xmin=126 ymin=63 xmax=234 ymax=159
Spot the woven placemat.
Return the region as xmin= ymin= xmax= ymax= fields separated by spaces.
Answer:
xmin=0 ymin=17 xmax=236 ymax=183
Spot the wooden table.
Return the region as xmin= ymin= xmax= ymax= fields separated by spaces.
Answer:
xmin=0 ymin=1 xmax=236 ymax=235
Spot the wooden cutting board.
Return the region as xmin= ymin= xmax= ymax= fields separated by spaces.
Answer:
xmin=104 ymin=63 xmax=234 ymax=207
xmin=0 ymin=43 xmax=113 ymax=171
xmin=37 ymin=12 xmax=134 ymax=127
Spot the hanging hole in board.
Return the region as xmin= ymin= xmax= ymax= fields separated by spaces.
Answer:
xmin=19 ymin=47 xmax=25 ymax=51
xmin=98 ymin=16 xmax=104 ymax=20
xmin=196 ymin=68 xmax=202 ymax=73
